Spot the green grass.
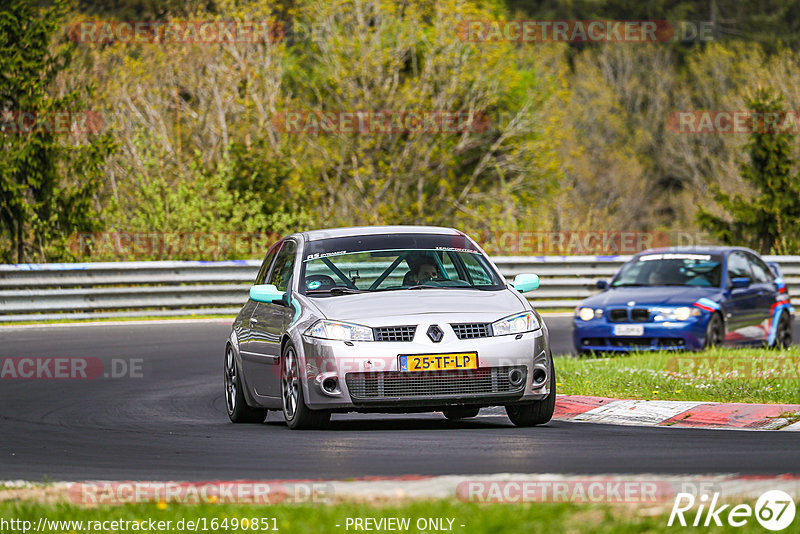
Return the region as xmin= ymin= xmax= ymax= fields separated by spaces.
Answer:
xmin=557 ymin=346 xmax=800 ymax=404
xmin=0 ymin=500 xmax=776 ymax=533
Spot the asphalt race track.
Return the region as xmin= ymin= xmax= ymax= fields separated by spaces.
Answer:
xmin=1 ymin=317 xmax=799 ymax=481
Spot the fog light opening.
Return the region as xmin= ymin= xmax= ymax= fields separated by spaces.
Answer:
xmin=508 ymin=368 xmax=525 ymax=388
xmin=531 ymin=367 xmax=547 ymax=387
xmin=321 ymin=377 xmax=339 ymax=394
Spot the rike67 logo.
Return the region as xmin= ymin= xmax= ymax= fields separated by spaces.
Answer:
xmin=669 ymin=490 xmax=796 ymax=531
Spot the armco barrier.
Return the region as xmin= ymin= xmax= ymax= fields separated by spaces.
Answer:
xmin=0 ymin=256 xmax=797 ymax=321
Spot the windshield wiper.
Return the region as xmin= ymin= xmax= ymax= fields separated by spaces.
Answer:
xmin=306 ymin=287 xmax=365 ymax=295
xmin=611 ymin=283 xmax=648 ymax=287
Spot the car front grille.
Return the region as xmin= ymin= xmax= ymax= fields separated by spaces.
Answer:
xmin=373 ymin=325 xmax=416 ymax=342
xmin=345 ymin=366 xmax=526 ymax=400
xmin=608 ymin=309 xmax=629 ymax=322
xmin=608 ymin=308 xmax=651 ymax=322
xmin=450 ymin=323 xmax=491 ymax=339
xmin=580 ymin=337 xmax=686 ymax=349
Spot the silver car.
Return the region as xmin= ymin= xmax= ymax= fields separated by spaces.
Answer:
xmin=224 ymin=226 xmax=555 ymax=429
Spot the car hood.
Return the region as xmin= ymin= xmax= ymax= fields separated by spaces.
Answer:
xmin=581 ymin=286 xmax=722 ymax=308
xmin=306 ymin=289 xmax=526 ymax=322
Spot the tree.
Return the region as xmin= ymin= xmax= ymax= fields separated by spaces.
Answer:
xmin=697 ymin=87 xmax=800 ymax=254
xmin=0 ymin=0 xmax=114 ymax=263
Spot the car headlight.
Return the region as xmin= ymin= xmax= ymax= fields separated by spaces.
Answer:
xmin=653 ymin=306 xmax=700 ymax=322
xmin=305 ymin=320 xmax=374 ymax=341
xmin=492 ymin=311 xmax=540 ymax=336
xmin=577 ymin=307 xmax=599 ymax=321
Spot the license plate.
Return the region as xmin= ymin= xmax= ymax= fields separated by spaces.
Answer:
xmin=613 ymin=325 xmax=644 ymax=336
xmin=399 ymin=352 xmax=478 ymax=372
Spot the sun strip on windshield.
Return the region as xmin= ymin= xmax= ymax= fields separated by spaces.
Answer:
xmin=303 ymin=247 xmax=478 ymax=262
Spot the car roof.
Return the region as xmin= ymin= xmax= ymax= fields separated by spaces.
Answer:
xmin=298 ymin=225 xmax=464 ymax=242
xmin=635 ymin=245 xmax=760 ymax=257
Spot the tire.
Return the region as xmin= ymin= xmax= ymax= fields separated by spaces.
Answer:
xmin=505 ymin=359 xmax=556 ymax=427
xmin=281 ymin=342 xmax=331 ymax=430
xmin=771 ymin=310 xmax=793 ymax=349
xmin=443 ymin=407 xmax=481 ymax=420
xmin=224 ymin=345 xmax=268 ymax=423
xmin=703 ymin=312 xmax=724 ymax=349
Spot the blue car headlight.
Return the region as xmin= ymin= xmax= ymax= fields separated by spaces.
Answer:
xmin=576 ymin=307 xmax=603 ymax=321
xmin=305 ymin=320 xmax=374 ymax=341
xmin=652 ymin=306 xmax=701 ymax=322
xmin=492 ymin=311 xmax=540 ymax=336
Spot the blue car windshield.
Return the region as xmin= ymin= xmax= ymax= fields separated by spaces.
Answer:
xmin=611 ymin=253 xmax=723 ymax=288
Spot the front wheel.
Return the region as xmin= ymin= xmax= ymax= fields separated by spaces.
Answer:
xmin=282 ymin=342 xmax=331 ymax=430
xmin=771 ymin=311 xmax=793 ymax=349
xmin=505 ymin=359 xmax=556 ymax=427
xmin=703 ymin=312 xmax=724 ymax=349
xmin=224 ymin=345 xmax=268 ymax=423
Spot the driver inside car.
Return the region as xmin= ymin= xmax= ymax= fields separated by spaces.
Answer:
xmin=402 ymin=255 xmax=442 ymax=285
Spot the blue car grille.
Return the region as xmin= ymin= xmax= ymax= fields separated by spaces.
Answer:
xmin=607 ymin=308 xmax=651 ymax=322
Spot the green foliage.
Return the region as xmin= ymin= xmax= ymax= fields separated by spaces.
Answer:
xmin=0 ymin=0 xmax=114 ymax=263
xmin=697 ymin=88 xmax=800 ymax=254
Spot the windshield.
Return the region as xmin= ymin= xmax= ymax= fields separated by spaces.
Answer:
xmin=611 ymin=253 xmax=723 ymax=288
xmin=300 ymin=234 xmax=504 ymax=295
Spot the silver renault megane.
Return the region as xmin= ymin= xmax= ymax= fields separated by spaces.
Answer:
xmin=224 ymin=226 xmax=555 ymax=429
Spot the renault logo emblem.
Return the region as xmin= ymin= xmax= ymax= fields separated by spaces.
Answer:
xmin=427 ymin=325 xmax=444 ymax=343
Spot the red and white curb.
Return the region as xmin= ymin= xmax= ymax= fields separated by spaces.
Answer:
xmin=482 ymin=395 xmax=800 ymax=430
xmin=2 ymin=474 xmax=799 ymax=504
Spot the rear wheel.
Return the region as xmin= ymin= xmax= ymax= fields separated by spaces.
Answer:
xmin=505 ymin=359 xmax=556 ymax=427
xmin=282 ymin=342 xmax=331 ymax=430
xmin=771 ymin=311 xmax=793 ymax=349
xmin=443 ymin=407 xmax=481 ymax=420
xmin=703 ymin=313 xmax=724 ymax=349
xmin=224 ymin=346 xmax=267 ymax=423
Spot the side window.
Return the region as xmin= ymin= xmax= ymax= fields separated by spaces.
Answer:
xmin=268 ymin=240 xmax=297 ymax=292
xmin=727 ymin=252 xmax=752 ymax=281
xmin=747 ymin=254 xmax=772 ymax=283
xmin=254 ymin=244 xmax=280 ymax=285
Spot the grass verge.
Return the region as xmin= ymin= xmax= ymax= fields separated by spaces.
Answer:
xmin=0 ymin=500 xmax=773 ymax=533
xmin=558 ymin=345 xmax=800 ymax=404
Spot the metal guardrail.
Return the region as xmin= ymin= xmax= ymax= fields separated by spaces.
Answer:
xmin=0 ymin=256 xmax=798 ymax=321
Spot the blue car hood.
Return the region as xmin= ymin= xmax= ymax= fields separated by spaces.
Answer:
xmin=581 ymin=286 xmax=722 ymax=308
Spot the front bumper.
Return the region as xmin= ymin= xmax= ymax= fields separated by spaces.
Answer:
xmin=573 ymin=316 xmax=709 ymax=352
xmin=298 ymin=328 xmax=551 ymax=410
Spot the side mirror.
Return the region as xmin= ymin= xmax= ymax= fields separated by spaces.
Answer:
xmin=596 ymin=280 xmax=608 ymax=290
xmin=250 ymin=284 xmax=286 ymax=304
xmin=512 ymin=273 xmax=539 ymax=293
xmin=731 ymin=277 xmax=751 ymax=289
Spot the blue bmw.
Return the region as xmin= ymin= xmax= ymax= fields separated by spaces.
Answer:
xmin=573 ymin=247 xmax=794 ymax=353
